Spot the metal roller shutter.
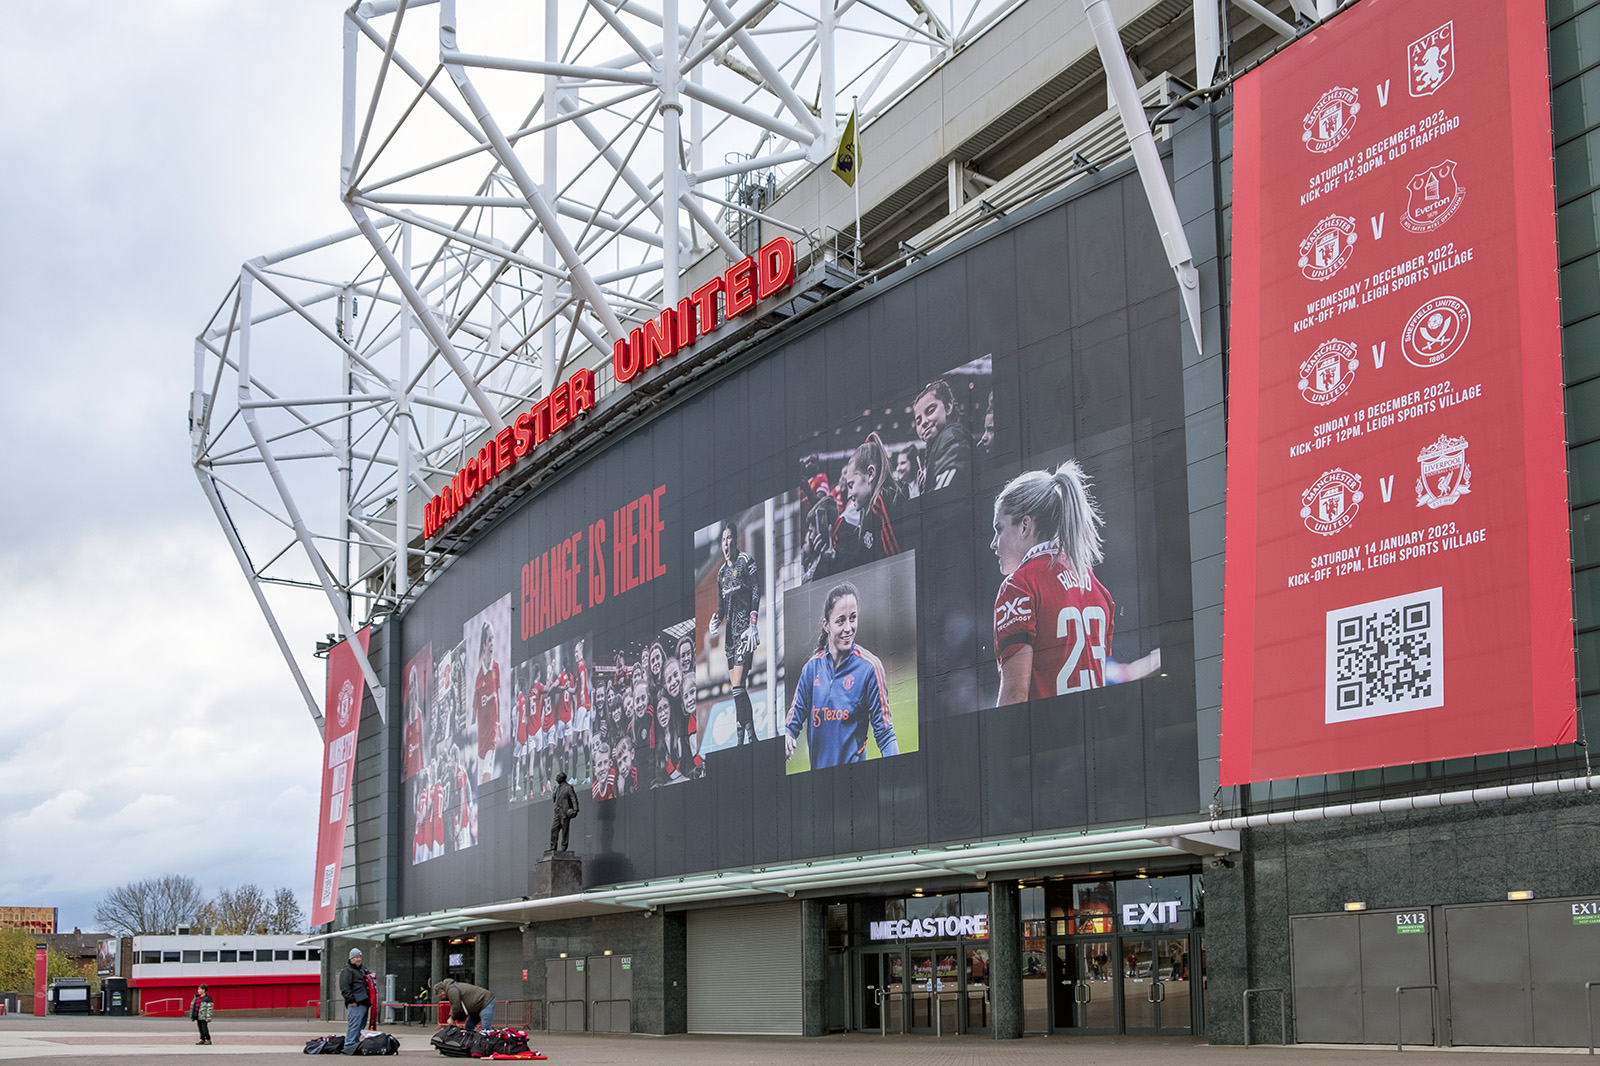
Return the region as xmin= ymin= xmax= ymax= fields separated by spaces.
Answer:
xmin=485 ymin=930 xmax=526 ymax=1016
xmin=687 ymin=903 xmax=802 ymax=1034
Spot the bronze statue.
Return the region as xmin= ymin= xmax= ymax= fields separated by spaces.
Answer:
xmin=550 ymin=771 xmax=579 ymax=852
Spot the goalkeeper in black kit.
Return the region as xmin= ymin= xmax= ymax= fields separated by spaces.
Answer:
xmin=711 ymin=522 xmax=761 ymax=745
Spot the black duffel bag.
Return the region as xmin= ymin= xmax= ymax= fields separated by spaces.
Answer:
xmin=429 ymin=1025 xmax=476 ymax=1058
xmin=303 ymin=1034 xmax=345 ymax=1054
xmin=356 ymin=1031 xmax=400 ymax=1055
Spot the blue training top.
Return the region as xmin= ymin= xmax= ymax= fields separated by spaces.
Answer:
xmin=785 ymin=645 xmax=899 ymax=768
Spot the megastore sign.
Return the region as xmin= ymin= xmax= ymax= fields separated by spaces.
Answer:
xmin=869 ymin=915 xmax=989 ymax=941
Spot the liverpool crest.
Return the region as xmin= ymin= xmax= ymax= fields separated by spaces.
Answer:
xmin=1415 ymin=434 xmax=1472 ymax=508
xmin=1303 ymin=87 xmax=1360 ymax=153
xmin=1402 ymin=296 xmax=1471 ymax=367
xmin=1409 ymin=22 xmax=1455 ymax=98
xmin=1402 ymin=160 xmax=1465 ymax=234
xmin=1301 ymin=468 xmax=1364 ymax=536
xmin=1299 ymin=215 xmax=1358 ymax=281
xmin=1299 ymin=339 xmax=1359 ymax=405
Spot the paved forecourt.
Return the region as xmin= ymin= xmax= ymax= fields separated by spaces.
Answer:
xmin=0 ymin=1017 xmax=1592 ymax=1064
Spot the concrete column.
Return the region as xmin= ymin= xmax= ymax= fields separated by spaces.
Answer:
xmin=430 ymin=938 xmax=445 ymax=987
xmin=474 ymin=935 xmax=490 ymax=990
xmin=800 ymin=900 xmax=828 ymax=1037
xmin=987 ymin=882 xmax=1023 ymax=1039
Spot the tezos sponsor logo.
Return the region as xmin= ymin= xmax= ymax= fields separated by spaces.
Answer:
xmin=336 ymin=679 xmax=357 ymax=728
xmin=1303 ymin=87 xmax=1360 ymax=153
xmin=1409 ymin=21 xmax=1455 ymax=98
xmin=1299 ymin=215 xmax=1358 ymax=281
xmin=1402 ymin=296 xmax=1470 ymax=367
xmin=1299 ymin=338 xmax=1359 ymax=405
xmin=1415 ymin=434 xmax=1472 ymax=509
xmin=1301 ymin=468 xmax=1364 ymax=536
xmin=1403 ymin=160 xmax=1465 ymax=234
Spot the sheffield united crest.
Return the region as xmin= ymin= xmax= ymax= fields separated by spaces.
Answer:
xmin=1416 ymin=435 xmax=1472 ymax=508
xmin=1409 ymin=22 xmax=1454 ymax=98
xmin=1303 ymin=87 xmax=1360 ymax=153
xmin=1299 ymin=215 xmax=1358 ymax=281
xmin=1299 ymin=338 xmax=1359 ymax=405
xmin=1402 ymin=296 xmax=1471 ymax=367
xmin=1301 ymin=468 xmax=1364 ymax=536
xmin=1402 ymin=160 xmax=1465 ymax=234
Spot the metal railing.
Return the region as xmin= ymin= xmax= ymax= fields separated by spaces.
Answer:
xmin=498 ymin=998 xmax=542 ymax=1030
xmin=1395 ymin=984 xmax=1438 ymax=1050
xmin=546 ymin=998 xmax=585 ymax=1032
xmin=140 ymin=997 xmax=185 ymax=1017
xmin=590 ymin=998 xmax=632 ymax=1034
xmin=1242 ymin=987 xmax=1287 ymax=1046
xmin=1586 ymin=981 xmax=1600 ymax=1054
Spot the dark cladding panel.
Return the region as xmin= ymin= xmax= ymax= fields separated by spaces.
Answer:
xmin=396 ymin=162 xmax=1197 ymax=913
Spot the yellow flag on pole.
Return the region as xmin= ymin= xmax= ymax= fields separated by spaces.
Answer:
xmin=832 ymin=109 xmax=860 ymax=187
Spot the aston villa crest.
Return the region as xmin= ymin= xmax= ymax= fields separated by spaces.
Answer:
xmin=1299 ymin=338 xmax=1359 ymax=405
xmin=1301 ymin=469 xmax=1364 ymax=536
xmin=1299 ymin=215 xmax=1358 ymax=281
xmin=1402 ymin=296 xmax=1471 ymax=367
xmin=336 ymin=678 xmax=357 ymax=728
xmin=1303 ymin=87 xmax=1360 ymax=153
xmin=1402 ymin=160 xmax=1465 ymax=234
xmin=1409 ymin=22 xmax=1454 ymax=98
xmin=1415 ymin=434 xmax=1472 ymax=509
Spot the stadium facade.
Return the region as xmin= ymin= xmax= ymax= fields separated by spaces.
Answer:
xmin=192 ymin=0 xmax=1600 ymax=1045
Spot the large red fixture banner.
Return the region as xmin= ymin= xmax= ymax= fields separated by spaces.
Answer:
xmin=1221 ymin=0 xmax=1572 ymax=784
xmin=312 ymin=627 xmax=372 ymax=927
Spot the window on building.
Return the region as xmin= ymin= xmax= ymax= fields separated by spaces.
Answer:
xmin=139 ymin=952 xmax=161 ymax=965
xmin=203 ymin=952 xmax=218 ymax=963
xmin=237 ymin=951 xmax=254 ymax=962
xmin=275 ymin=950 xmax=290 ymax=961
xmin=182 ymin=951 xmax=200 ymax=964
xmin=292 ymin=949 xmax=307 ymax=961
xmin=308 ymin=949 xmax=321 ymax=961
xmin=162 ymin=952 xmax=180 ymax=963
xmin=220 ymin=950 xmax=237 ymax=963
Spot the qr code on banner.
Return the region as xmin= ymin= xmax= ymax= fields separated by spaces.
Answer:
xmin=1325 ymin=587 xmax=1444 ymax=723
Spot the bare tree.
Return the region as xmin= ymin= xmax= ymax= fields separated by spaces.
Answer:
xmin=93 ymin=875 xmax=208 ymax=935
xmin=267 ymin=887 xmax=306 ymax=934
xmin=209 ymin=883 xmax=272 ymax=935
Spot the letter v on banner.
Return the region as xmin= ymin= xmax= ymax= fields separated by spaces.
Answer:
xmin=311 ymin=627 xmax=372 ymax=928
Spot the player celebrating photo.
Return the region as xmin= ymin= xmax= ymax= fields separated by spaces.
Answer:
xmin=710 ymin=521 xmax=762 ymax=745
xmin=913 ymin=378 xmax=973 ymax=495
xmin=784 ymin=581 xmax=899 ymax=768
xmin=990 ymin=461 xmax=1114 ymax=705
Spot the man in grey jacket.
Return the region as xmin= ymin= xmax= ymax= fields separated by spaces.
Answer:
xmin=338 ymin=949 xmax=375 ymax=1054
xmin=433 ymin=977 xmax=496 ymax=1032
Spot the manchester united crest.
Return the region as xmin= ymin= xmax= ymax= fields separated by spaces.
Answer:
xmin=843 ymin=674 xmax=855 ymax=691
xmin=1301 ymin=468 xmax=1364 ymax=536
xmin=1303 ymin=87 xmax=1360 ymax=153
xmin=1402 ymin=296 xmax=1471 ymax=367
xmin=1409 ymin=21 xmax=1454 ymax=98
xmin=1299 ymin=338 xmax=1359 ymax=405
xmin=336 ymin=678 xmax=357 ymax=728
xmin=1415 ymin=434 xmax=1472 ymax=509
xmin=1299 ymin=215 xmax=1358 ymax=281
xmin=1402 ymin=160 xmax=1465 ymax=234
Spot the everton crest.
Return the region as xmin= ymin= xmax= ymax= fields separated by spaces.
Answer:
xmin=1402 ymin=160 xmax=1465 ymax=234
xmin=1303 ymin=87 xmax=1360 ymax=153
xmin=1301 ymin=468 xmax=1364 ymax=536
xmin=1409 ymin=22 xmax=1455 ymax=98
xmin=1299 ymin=215 xmax=1358 ymax=281
xmin=1415 ymin=434 xmax=1472 ymax=509
xmin=1299 ymin=338 xmax=1359 ymax=405
xmin=1402 ymin=295 xmax=1471 ymax=367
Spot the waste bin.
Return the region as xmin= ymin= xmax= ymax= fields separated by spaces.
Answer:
xmin=102 ymin=978 xmax=129 ymax=1016
xmin=49 ymin=978 xmax=92 ymax=1015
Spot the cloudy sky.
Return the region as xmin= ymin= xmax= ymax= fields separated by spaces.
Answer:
xmin=0 ymin=1 xmax=357 ymax=931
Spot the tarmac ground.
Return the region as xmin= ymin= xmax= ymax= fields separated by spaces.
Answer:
xmin=0 ymin=1015 xmax=1593 ymax=1065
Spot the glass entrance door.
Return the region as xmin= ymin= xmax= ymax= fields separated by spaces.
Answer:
xmin=908 ymin=949 xmax=936 ymax=1032
xmin=857 ymin=949 xmax=905 ymax=1034
xmin=1119 ymin=935 xmax=1194 ymax=1034
xmin=1051 ymin=940 xmax=1116 ymax=1033
xmin=961 ymin=946 xmax=990 ymax=1034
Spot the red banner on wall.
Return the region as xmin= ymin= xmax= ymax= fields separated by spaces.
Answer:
xmin=1221 ymin=0 xmax=1573 ymax=784
xmin=312 ymin=627 xmax=371 ymax=927
xmin=34 ymin=943 xmax=47 ymax=1016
